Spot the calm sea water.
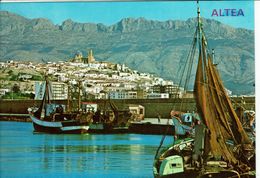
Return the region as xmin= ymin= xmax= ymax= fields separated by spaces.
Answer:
xmin=0 ymin=121 xmax=173 ymax=178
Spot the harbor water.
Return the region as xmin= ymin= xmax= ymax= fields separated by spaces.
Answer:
xmin=0 ymin=121 xmax=173 ymax=177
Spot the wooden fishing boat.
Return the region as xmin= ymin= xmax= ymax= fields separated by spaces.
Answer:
xmin=153 ymin=2 xmax=255 ymax=177
xmin=88 ymin=99 xmax=131 ymax=134
xmin=29 ymin=79 xmax=91 ymax=134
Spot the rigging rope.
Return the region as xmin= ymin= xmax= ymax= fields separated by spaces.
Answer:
xmin=171 ymin=27 xmax=198 ymax=111
xmin=156 ymin=26 xmax=199 ymax=159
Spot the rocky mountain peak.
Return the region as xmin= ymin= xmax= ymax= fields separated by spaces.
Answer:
xmin=0 ymin=10 xmax=255 ymax=94
xmin=60 ymin=19 xmax=75 ymax=31
xmin=29 ymin=18 xmax=56 ymax=31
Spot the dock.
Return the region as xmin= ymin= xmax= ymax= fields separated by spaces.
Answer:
xmin=0 ymin=113 xmax=30 ymax=117
xmin=0 ymin=113 xmax=31 ymax=122
xmin=129 ymin=118 xmax=174 ymax=135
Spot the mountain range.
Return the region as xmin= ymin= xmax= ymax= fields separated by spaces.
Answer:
xmin=0 ymin=11 xmax=255 ymax=95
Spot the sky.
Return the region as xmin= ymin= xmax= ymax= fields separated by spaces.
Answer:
xmin=0 ymin=1 xmax=254 ymax=30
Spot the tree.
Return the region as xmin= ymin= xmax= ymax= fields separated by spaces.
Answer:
xmin=8 ymin=70 xmax=13 ymax=75
xmin=29 ymin=93 xmax=35 ymax=99
xmin=12 ymin=84 xmax=20 ymax=93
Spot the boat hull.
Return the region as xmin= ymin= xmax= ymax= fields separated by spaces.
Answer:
xmin=88 ymin=123 xmax=129 ymax=134
xmin=30 ymin=115 xmax=89 ymax=134
xmin=129 ymin=123 xmax=175 ymax=135
xmin=154 ymin=170 xmax=198 ymax=178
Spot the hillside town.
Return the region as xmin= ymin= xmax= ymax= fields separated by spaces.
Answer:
xmin=0 ymin=50 xmax=193 ymax=100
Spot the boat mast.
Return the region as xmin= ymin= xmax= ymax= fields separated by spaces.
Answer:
xmin=44 ymin=75 xmax=51 ymax=117
xmin=45 ymin=76 xmax=51 ymax=104
xmin=197 ymin=1 xmax=202 ymax=44
xmin=67 ymin=83 xmax=71 ymax=113
xmin=78 ymin=81 xmax=82 ymax=112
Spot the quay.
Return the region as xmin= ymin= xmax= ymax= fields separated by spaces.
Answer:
xmin=129 ymin=118 xmax=174 ymax=135
xmin=0 ymin=113 xmax=30 ymax=117
xmin=0 ymin=113 xmax=31 ymax=122
xmin=0 ymin=97 xmax=255 ymax=118
xmin=0 ymin=97 xmax=255 ymax=134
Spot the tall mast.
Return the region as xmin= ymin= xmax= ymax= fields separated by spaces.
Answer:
xmin=78 ymin=81 xmax=82 ymax=112
xmin=197 ymin=1 xmax=202 ymax=39
xmin=67 ymin=83 xmax=71 ymax=113
xmin=197 ymin=1 xmax=204 ymax=57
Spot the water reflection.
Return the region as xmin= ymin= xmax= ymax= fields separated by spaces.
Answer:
xmin=35 ymin=134 xmax=158 ymax=175
xmin=0 ymin=122 xmax=172 ymax=177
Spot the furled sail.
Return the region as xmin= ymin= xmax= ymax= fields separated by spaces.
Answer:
xmin=194 ymin=36 xmax=237 ymax=164
xmin=194 ymin=24 xmax=252 ymax=166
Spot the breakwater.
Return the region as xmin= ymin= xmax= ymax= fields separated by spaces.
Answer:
xmin=0 ymin=97 xmax=255 ymax=119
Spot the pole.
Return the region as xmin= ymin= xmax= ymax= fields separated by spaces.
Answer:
xmin=78 ymin=81 xmax=81 ymax=112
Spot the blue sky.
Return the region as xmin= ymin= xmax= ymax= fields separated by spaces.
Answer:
xmin=0 ymin=1 xmax=254 ymax=30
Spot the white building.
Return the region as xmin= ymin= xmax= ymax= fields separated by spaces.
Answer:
xmin=109 ymin=91 xmax=137 ymax=99
xmin=51 ymin=82 xmax=68 ymax=100
xmin=0 ymin=88 xmax=10 ymax=96
xmin=34 ymin=81 xmax=68 ymax=100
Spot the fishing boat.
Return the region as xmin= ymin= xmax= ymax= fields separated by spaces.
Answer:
xmin=153 ymin=2 xmax=255 ymax=177
xmin=89 ymin=99 xmax=131 ymax=133
xmin=29 ymin=79 xmax=91 ymax=134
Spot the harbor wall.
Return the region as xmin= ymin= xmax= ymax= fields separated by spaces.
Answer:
xmin=0 ymin=97 xmax=255 ymax=118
